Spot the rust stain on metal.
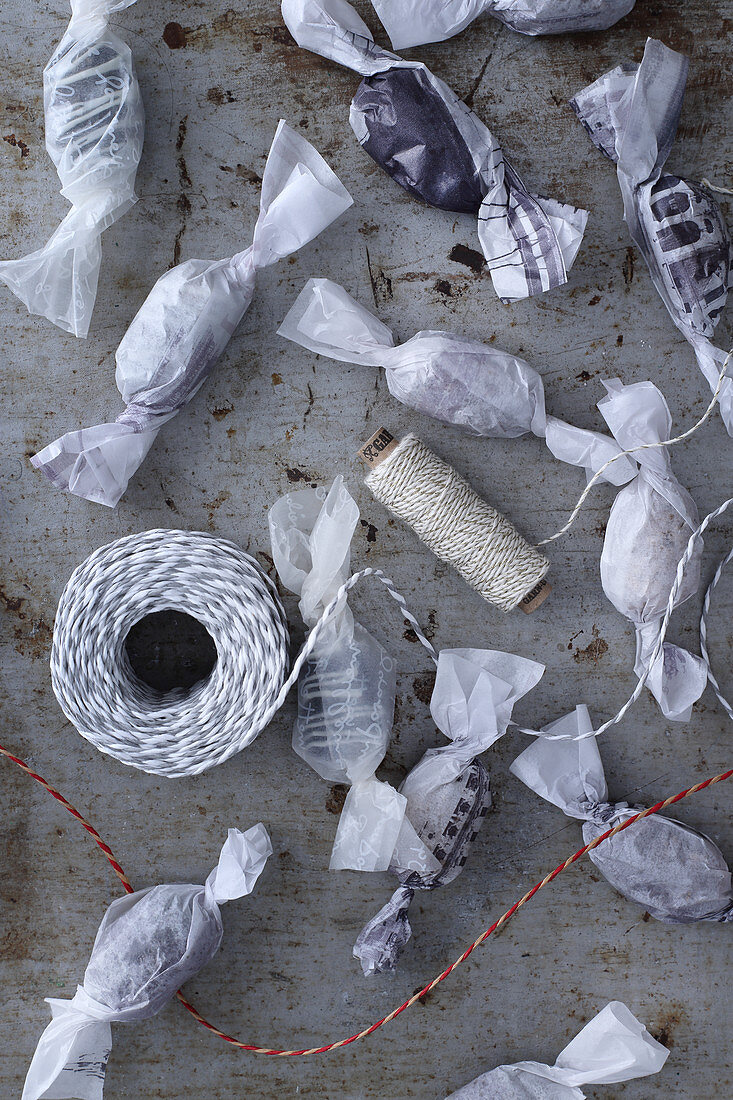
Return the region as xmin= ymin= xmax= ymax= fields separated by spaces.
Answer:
xmin=573 ymin=626 xmax=609 ymax=665
xmin=163 ymin=22 xmax=187 ymax=49
xmin=449 ymin=243 xmax=485 ymax=274
xmin=325 ymin=784 xmax=348 ymax=815
xmin=2 ymin=133 xmax=29 ymax=159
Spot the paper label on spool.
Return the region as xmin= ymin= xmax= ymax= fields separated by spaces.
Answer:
xmin=518 ymin=577 xmax=551 ymax=614
xmin=358 ymin=427 xmax=398 ymax=468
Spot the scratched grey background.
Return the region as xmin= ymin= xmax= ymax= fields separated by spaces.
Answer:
xmin=0 ymin=1 xmax=731 ymax=1097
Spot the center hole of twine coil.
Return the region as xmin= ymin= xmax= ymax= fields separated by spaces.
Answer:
xmin=124 ymin=611 xmax=218 ymax=693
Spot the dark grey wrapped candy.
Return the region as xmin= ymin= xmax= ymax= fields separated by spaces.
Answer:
xmin=511 ymin=707 xmax=732 ymax=924
xmin=282 ymin=0 xmax=587 ymax=302
xmin=22 ymin=826 xmax=272 ymax=1100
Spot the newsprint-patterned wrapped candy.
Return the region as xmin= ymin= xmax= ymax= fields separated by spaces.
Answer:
xmin=597 ymin=378 xmax=708 ymax=721
xmin=22 ymin=826 xmax=272 ymax=1100
xmin=511 ymin=707 xmax=733 ymax=924
xmin=447 ymin=1001 xmax=668 ymax=1100
xmin=280 ymin=277 xmax=637 ymax=485
xmin=32 ymin=121 xmax=352 ymax=507
xmin=269 ymin=476 xmax=433 ymax=874
xmin=371 ymin=0 xmax=636 ymax=51
xmin=355 ymin=648 xmax=543 ymax=975
xmin=0 ymin=0 xmax=144 ymax=337
xmin=571 ymin=38 xmax=733 ymax=433
xmin=281 ymin=0 xmax=587 ymax=301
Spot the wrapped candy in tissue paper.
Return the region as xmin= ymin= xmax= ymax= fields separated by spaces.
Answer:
xmin=31 ymin=121 xmax=352 ymax=507
xmin=0 ymin=0 xmax=144 ymax=337
xmin=22 ymin=825 xmax=272 ymax=1100
xmin=269 ymin=476 xmax=431 ymax=873
xmin=280 ymin=278 xmax=638 ymax=486
xmin=571 ymin=38 xmax=733 ymax=434
xmin=511 ymin=707 xmax=733 ymax=924
xmin=281 ymin=0 xmax=587 ymax=302
xmin=598 ymin=378 xmax=708 ymax=721
xmin=446 ymin=1000 xmax=668 ymax=1099
xmin=370 ymin=0 xmax=636 ymax=51
xmin=355 ymin=648 xmax=544 ymax=975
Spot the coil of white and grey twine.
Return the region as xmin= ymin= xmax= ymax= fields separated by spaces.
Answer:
xmin=50 ymin=529 xmax=436 ymax=778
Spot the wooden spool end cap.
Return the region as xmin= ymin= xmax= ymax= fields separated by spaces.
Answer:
xmin=357 ymin=427 xmax=398 ymax=469
xmin=518 ymin=577 xmax=551 ymax=614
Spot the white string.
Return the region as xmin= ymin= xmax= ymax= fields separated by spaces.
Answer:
xmin=536 ymin=348 xmax=732 ymax=548
xmin=700 ymin=177 xmax=733 ymax=196
xmin=51 ymin=531 xmax=436 ymax=778
xmin=523 ymin=498 xmax=733 ymax=741
xmin=699 ymin=546 xmax=733 ymax=720
xmin=364 ymin=434 xmax=549 ymax=612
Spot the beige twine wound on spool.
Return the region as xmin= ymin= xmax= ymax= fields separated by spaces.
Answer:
xmin=365 ymin=434 xmax=549 ymax=612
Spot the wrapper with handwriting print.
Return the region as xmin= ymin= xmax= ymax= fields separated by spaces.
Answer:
xmin=446 ymin=1001 xmax=668 ymax=1099
xmin=280 ymin=278 xmax=637 ymax=486
xmin=281 ymin=0 xmax=586 ymax=301
xmin=511 ymin=707 xmax=733 ymax=924
xmin=31 ymin=121 xmax=352 ymax=507
xmin=371 ymin=0 xmax=635 ymax=50
xmin=0 ymin=0 xmax=144 ymax=337
xmin=571 ymin=38 xmax=733 ymax=434
xmin=354 ymin=648 xmax=544 ymax=975
xmin=597 ymin=378 xmax=707 ymax=721
xmin=21 ymin=826 xmax=272 ymax=1100
xmin=269 ymin=477 xmax=432 ymax=874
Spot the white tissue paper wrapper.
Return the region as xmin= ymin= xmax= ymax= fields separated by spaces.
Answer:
xmin=280 ymin=278 xmax=637 ymax=486
xmin=269 ymin=476 xmax=429 ymax=873
xmin=597 ymin=377 xmax=707 ymax=721
xmin=31 ymin=120 xmax=352 ymax=507
xmin=571 ymin=38 xmax=733 ymax=434
xmin=22 ymin=825 xmax=272 ymax=1100
xmin=511 ymin=707 xmax=733 ymax=924
xmin=0 ymin=0 xmax=144 ymax=337
xmin=281 ymin=0 xmax=586 ymax=301
xmin=354 ymin=648 xmax=544 ymax=975
xmin=446 ymin=1000 xmax=668 ymax=1099
xmin=371 ymin=0 xmax=636 ymax=50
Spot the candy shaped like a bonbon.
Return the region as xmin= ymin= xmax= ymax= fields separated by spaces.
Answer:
xmin=571 ymin=38 xmax=733 ymax=434
xmin=280 ymin=278 xmax=637 ymax=485
xmin=446 ymin=1000 xmax=668 ymax=1099
xmin=269 ymin=476 xmax=432 ymax=873
xmin=281 ymin=0 xmax=587 ymax=302
xmin=22 ymin=825 xmax=272 ymax=1100
xmin=511 ymin=707 xmax=733 ymax=924
xmin=355 ymin=648 xmax=543 ymax=975
xmin=31 ymin=121 xmax=352 ymax=507
xmin=0 ymin=0 xmax=144 ymax=337
xmin=370 ymin=0 xmax=636 ymax=51
xmin=597 ymin=378 xmax=708 ymax=721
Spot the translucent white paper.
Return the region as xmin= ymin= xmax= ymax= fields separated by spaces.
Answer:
xmin=32 ymin=121 xmax=352 ymax=507
xmin=281 ymin=0 xmax=587 ymax=301
xmin=598 ymin=378 xmax=708 ymax=721
xmin=0 ymin=0 xmax=144 ymax=337
xmin=371 ymin=0 xmax=636 ymax=50
xmin=511 ymin=709 xmax=733 ymax=924
xmin=447 ymin=1001 xmax=668 ymax=1099
xmin=354 ymin=648 xmax=544 ymax=975
xmin=269 ymin=476 xmax=430 ymax=873
xmin=280 ymin=278 xmax=637 ymax=485
xmin=571 ymin=38 xmax=733 ymax=434
xmin=22 ymin=825 xmax=272 ymax=1100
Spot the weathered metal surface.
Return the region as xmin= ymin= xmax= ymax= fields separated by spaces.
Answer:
xmin=0 ymin=1 xmax=731 ymax=1097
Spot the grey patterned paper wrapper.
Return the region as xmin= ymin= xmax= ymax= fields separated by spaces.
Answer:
xmin=371 ymin=0 xmax=636 ymax=51
xmin=511 ymin=707 xmax=733 ymax=924
xmin=571 ymin=38 xmax=733 ymax=434
xmin=282 ymin=0 xmax=587 ymax=302
xmin=354 ymin=649 xmax=544 ymax=975
xmin=21 ymin=826 xmax=272 ymax=1100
